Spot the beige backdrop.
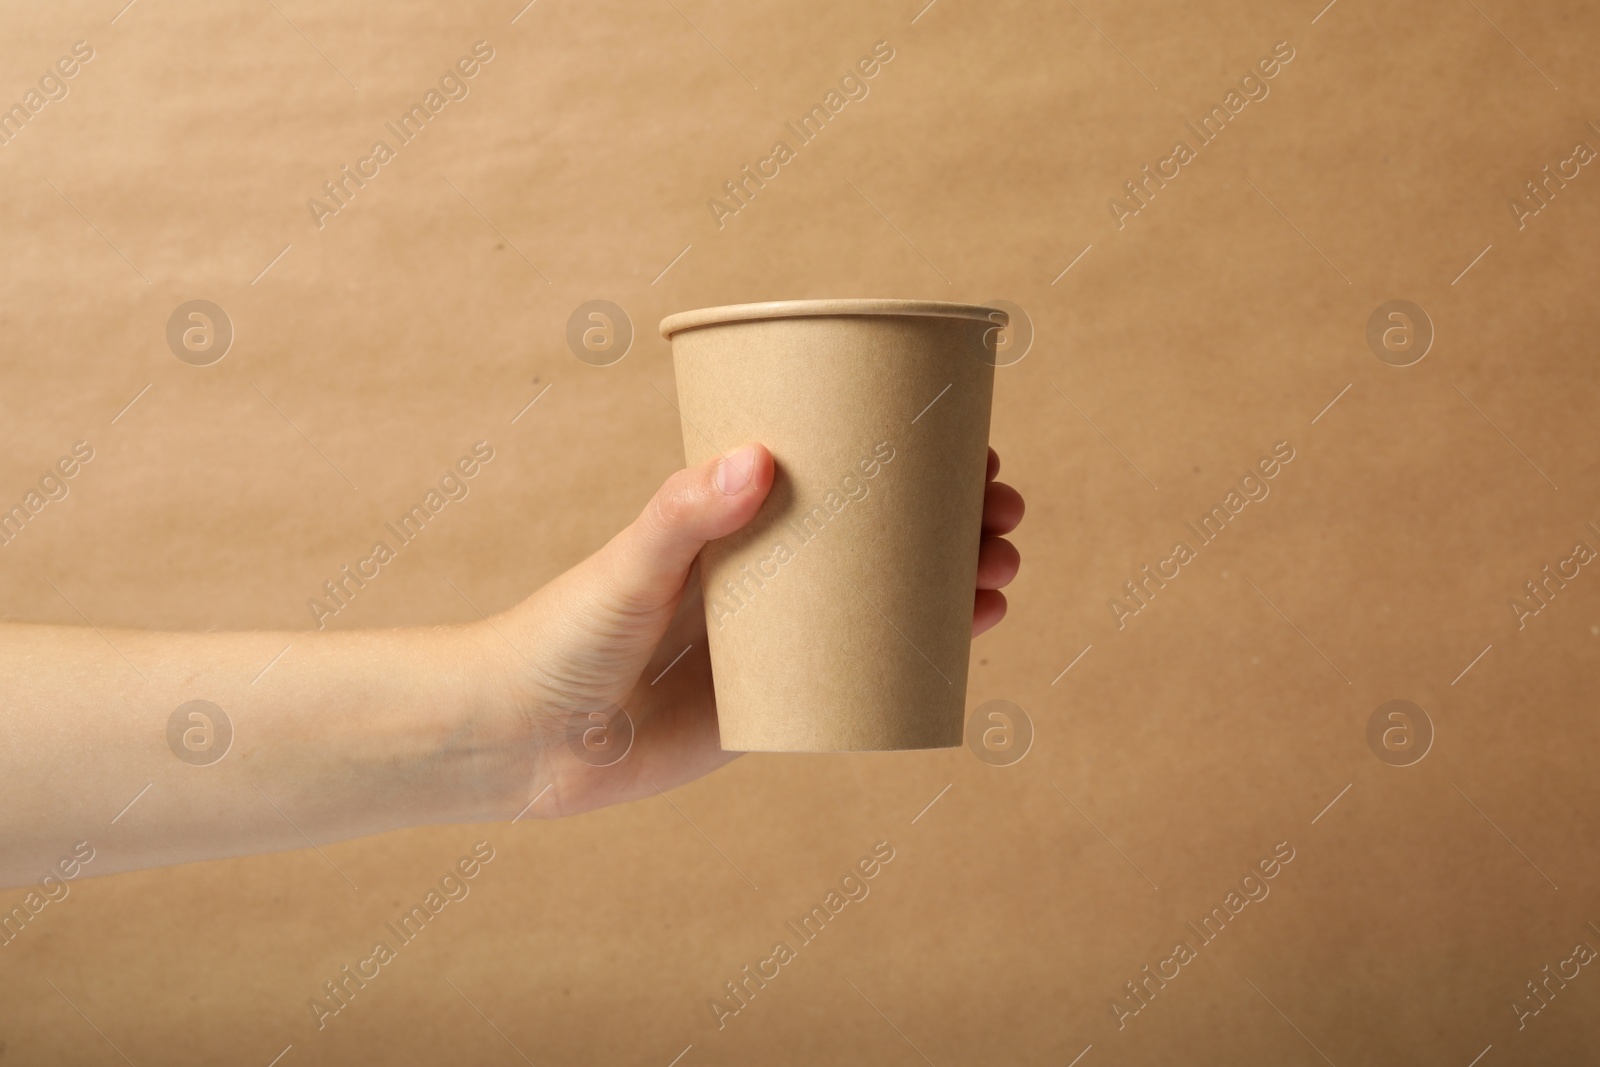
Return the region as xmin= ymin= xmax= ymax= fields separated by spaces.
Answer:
xmin=3 ymin=0 xmax=1599 ymax=1063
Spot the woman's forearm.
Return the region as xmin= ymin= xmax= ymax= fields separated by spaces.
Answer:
xmin=0 ymin=622 xmax=525 ymax=888
xmin=0 ymin=444 xmax=1020 ymax=890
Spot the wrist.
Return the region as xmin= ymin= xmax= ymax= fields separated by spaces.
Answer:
xmin=421 ymin=616 xmax=555 ymax=824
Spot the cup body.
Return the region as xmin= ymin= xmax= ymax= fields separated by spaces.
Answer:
xmin=660 ymin=299 xmax=1001 ymax=751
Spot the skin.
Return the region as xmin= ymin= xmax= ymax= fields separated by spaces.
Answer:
xmin=0 ymin=444 xmax=1023 ymax=889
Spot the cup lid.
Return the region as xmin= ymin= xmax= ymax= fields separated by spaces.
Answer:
xmin=659 ymin=299 xmax=1006 ymax=339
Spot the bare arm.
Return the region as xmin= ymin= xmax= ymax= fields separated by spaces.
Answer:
xmin=0 ymin=444 xmax=1022 ymax=889
xmin=0 ymin=622 xmax=503 ymax=886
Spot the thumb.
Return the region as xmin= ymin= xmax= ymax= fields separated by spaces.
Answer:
xmin=600 ymin=444 xmax=774 ymax=615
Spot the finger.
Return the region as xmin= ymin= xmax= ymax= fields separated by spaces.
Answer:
xmin=975 ymin=535 xmax=1020 ymax=590
xmin=973 ymin=589 xmax=1007 ymax=636
xmin=986 ymin=447 xmax=1000 ymax=482
xmin=599 ymin=444 xmax=774 ymax=614
xmin=981 ymin=480 xmax=1025 ymax=534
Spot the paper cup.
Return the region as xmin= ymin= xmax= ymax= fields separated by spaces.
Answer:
xmin=659 ymin=299 xmax=1002 ymax=751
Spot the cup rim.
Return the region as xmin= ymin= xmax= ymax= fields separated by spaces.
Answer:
xmin=659 ymin=299 xmax=1006 ymax=339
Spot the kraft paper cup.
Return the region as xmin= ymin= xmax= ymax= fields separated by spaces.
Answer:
xmin=659 ymin=299 xmax=1002 ymax=751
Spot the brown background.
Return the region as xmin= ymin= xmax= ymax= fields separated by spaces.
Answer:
xmin=3 ymin=0 xmax=1599 ymax=1063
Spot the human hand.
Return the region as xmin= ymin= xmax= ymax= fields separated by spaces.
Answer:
xmin=471 ymin=444 xmax=1024 ymax=821
xmin=0 ymin=445 xmax=1021 ymax=882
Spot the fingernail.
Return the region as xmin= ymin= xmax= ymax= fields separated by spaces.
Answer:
xmin=715 ymin=445 xmax=757 ymax=494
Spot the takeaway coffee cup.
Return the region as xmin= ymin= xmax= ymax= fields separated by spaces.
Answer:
xmin=659 ymin=299 xmax=1002 ymax=751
